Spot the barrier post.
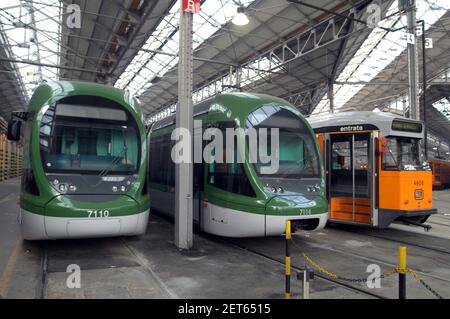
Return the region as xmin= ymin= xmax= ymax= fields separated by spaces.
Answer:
xmin=398 ymin=246 xmax=407 ymax=299
xmin=300 ymin=267 xmax=312 ymax=299
xmin=285 ymin=220 xmax=291 ymax=299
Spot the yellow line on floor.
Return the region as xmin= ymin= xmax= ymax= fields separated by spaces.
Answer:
xmin=0 ymin=238 xmax=22 ymax=298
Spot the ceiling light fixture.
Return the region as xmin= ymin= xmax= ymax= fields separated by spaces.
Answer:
xmin=232 ymin=6 xmax=249 ymax=26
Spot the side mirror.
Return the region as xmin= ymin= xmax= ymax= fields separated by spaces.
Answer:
xmin=7 ymin=119 xmax=22 ymax=141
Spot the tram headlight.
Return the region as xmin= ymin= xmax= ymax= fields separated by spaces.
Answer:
xmin=58 ymin=184 xmax=67 ymax=193
xmin=271 ymin=187 xmax=277 ymax=193
xmin=69 ymin=185 xmax=77 ymax=192
xmin=120 ymin=186 xmax=126 ymax=192
xmin=415 ymin=189 xmax=423 ymax=200
xmin=277 ymin=187 xmax=284 ymax=193
xmin=112 ymin=186 xmax=118 ymax=192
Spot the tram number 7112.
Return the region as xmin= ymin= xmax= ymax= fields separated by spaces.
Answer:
xmin=87 ymin=210 xmax=110 ymax=218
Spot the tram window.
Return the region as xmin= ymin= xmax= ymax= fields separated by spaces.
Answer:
xmin=149 ymin=134 xmax=175 ymax=187
xmin=382 ymin=137 xmax=426 ymax=171
xmin=248 ymin=105 xmax=320 ymax=178
xmin=332 ymin=141 xmax=351 ymax=170
xmin=207 ymin=134 xmax=255 ymax=197
xmin=354 ymin=139 xmax=368 ymax=171
xmin=39 ymin=102 xmax=140 ymax=175
xmin=330 ymin=134 xmax=370 ymax=198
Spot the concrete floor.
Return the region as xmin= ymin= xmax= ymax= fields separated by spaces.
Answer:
xmin=0 ymin=177 xmax=449 ymax=299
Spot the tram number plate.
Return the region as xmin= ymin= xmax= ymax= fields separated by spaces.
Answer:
xmin=87 ymin=210 xmax=110 ymax=218
xmin=299 ymin=209 xmax=312 ymax=215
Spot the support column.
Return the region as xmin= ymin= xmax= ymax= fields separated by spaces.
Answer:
xmin=420 ymin=20 xmax=428 ymax=159
xmin=175 ymin=8 xmax=194 ymax=249
xmin=404 ymin=0 xmax=420 ymax=119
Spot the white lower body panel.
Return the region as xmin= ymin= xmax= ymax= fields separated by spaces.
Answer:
xmin=19 ymin=209 xmax=149 ymax=240
xmin=203 ymin=202 xmax=328 ymax=237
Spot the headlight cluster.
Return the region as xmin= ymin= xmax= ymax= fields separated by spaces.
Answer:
xmin=269 ymin=186 xmax=284 ymax=194
xmin=112 ymin=185 xmax=127 ymax=192
xmin=307 ymin=184 xmax=321 ymax=193
xmin=53 ymin=179 xmax=77 ymax=193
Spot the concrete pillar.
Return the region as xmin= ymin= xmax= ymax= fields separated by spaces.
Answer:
xmin=404 ymin=0 xmax=420 ymax=119
xmin=175 ymin=8 xmax=194 ymax=250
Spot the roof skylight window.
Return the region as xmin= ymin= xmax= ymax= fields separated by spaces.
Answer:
xmin=312 ymin=0 xmax=450 ymax=116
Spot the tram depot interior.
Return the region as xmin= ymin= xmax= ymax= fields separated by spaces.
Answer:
xmin=0 ymin=0 xmax=450 ymax=300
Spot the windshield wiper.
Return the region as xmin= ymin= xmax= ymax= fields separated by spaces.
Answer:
xmin=99 ymin=145 xmax=128 ymax=177
xmin=91 ymin=146 xmax=129 ymax=187
xmin=387 ymin=147 xmax=399 ymax=169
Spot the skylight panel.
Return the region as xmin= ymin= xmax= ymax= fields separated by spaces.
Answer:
xmin=0 ymin=0 xmax=62 ymax=100
xmin=312 ymin=0 xmax=450 ymax=116
xmin=433 ymin=97 xmax=450 ymax=120
xmin=115 ymin=0 xmax=255 ymax=98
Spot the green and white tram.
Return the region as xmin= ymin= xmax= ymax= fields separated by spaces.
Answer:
xmin=8 ymin=81 xmax=149 ymax=240
xmin=148 ymin=93 xmax=327 ymax=237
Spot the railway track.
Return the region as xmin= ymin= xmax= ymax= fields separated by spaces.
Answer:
xmin=34 ymin=236 xmax=176 ymax=299
xmin=36 ymin=242 xmax=48 ymax=299
xmin=343 ymin=228 xmax=450 ymax=256
xmin=204 ymin=224 xmax=450 ymax=299
xmin=211 ymin=236 xmax=386 ymax=299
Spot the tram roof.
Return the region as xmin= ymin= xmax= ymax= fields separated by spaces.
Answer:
xmin=151 ymin=92 xmax=299 ymax=131
xmin=27 ymin=81 xmax=142 ymax=116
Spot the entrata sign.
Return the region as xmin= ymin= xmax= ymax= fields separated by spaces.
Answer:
xmin=182 ymin=0 xmax=200 ymax=14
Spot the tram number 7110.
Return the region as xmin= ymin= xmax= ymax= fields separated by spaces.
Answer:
xmin=87 ymin=210 xmax=110 ymax=218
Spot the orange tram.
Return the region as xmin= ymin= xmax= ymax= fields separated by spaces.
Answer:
xmin=308 ymin=111 xmax=437 ymax=229
xmin=428 ymin=159 xmax=450 ymax=189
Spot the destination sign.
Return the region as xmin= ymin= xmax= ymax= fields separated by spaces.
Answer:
xmin=391 ymin=120 xmax=422 ymax=133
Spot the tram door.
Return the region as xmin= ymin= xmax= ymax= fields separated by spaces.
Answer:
xmin=326 ymin=132 xmax=376 ymax=225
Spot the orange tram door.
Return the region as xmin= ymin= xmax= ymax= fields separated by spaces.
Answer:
xmin=316 ymin=127 xmax=437 ymax=228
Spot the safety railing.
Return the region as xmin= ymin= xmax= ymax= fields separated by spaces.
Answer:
xmin=284 ymin=220 xmax=445 ymax=299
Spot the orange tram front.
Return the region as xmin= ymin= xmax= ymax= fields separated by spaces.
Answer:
xmin=308 ymin=111 xmax=437 ymax=228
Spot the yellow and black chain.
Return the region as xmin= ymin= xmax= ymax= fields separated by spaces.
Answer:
xmin=294 ymin=239 xmax=445 ymax=298
xmin=406 ymin=268 xmax=444 ymax=299
xmin=302 ymin=253 xmax=397 ymax=283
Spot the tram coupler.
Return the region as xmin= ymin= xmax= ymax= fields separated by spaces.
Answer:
xmin=400 ymin=219 xmax=432 ymax=232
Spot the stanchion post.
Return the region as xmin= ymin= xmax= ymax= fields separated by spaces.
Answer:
xmin=398 ymin=246 xmax=407 ymax=299
xmin=285 ymin=220 xmax=291 ymax=299
xmin=302 ymin=268 xmax=310 ymax=299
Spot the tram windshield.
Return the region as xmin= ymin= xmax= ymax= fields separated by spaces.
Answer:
xmin=382 ymin=136 xmax=428 ymax=171
xmin=39 ymin=102 xmax=140 ymax=175
xmin=246 ymin=105 xmax=321 ymax=182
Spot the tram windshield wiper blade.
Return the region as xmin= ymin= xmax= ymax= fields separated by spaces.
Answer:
xmin=97 ymin=145 xmax=128 ymax=178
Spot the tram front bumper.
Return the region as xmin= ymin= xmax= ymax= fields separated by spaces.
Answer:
xmin=378 ymin=208 xmax=438 ymax=228
xmin=265 ymin=212 xmax=328 ymax=236
xmin=18 ymin=209 xmax=149 ymax=240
